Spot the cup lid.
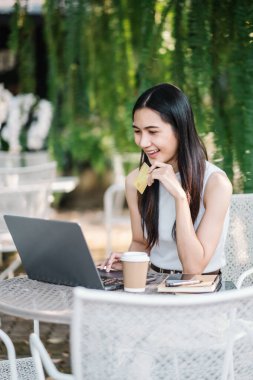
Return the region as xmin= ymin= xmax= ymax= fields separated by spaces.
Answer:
xmin=120 ymin=252 xmax=150 ymax=262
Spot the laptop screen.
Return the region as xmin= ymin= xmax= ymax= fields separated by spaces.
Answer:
xmin=4 ymin=215 xmax=105 ymax=289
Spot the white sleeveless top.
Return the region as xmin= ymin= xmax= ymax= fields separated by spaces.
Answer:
xmin=150 ymin=161 xmax=229 ymax=273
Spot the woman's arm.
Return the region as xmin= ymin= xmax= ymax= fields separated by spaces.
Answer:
xmin=148 ymin=161 xmax=232 ymax=273
xmin=175 ymin=172 xmax=232 ymax=273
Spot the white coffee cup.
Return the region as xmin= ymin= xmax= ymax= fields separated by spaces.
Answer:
xmin=120 ymin=252 xmax=150 ymax=292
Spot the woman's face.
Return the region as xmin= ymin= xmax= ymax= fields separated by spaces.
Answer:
xmin=133 ymin=107 xmax=179 ymax=168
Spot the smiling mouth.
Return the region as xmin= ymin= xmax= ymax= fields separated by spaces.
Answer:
xmin=145 ymin=149 xmax=159 ymax=156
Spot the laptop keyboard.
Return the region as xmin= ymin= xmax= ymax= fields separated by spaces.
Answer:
xmin=100 ymin=271 xmax=164 ymax=291
xmin=99 ymin=271 xmax=163 ymax=291
xmin=101 ymin=277 xmax=124 ymax=291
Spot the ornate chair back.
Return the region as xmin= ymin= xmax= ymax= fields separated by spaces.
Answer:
xmin=71 ymin=286 xmax=253 ymax=380
xmin=0 ymin=329 xmax=37 ymax=380
xmin=223 ymin=193 xmax=253 ymax=286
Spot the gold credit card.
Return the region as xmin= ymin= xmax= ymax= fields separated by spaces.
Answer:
xmin=134 ymin=162 xmax=149 ymax=194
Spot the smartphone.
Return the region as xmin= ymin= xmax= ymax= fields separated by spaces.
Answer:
xmin=165 ymin=273 xmax=201 ymax=287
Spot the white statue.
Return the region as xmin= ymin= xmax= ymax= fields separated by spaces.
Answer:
xmin=0 ymin=83 xmax=53 ymax=152
xmin=0 ymin=84 xmax=12 ymax=128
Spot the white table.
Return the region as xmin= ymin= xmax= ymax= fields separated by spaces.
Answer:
xmin=0 ymin=276 xmax=73 ymax=324
xmin=0 ymin=275 xmax=236 ymax=326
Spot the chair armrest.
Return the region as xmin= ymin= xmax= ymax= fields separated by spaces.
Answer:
xmin=236 ymin=267 xmax=253 ymax=289
xmin=0 ymin=329 xmax=18 ymax=380
xmin=0 ymin=256 xmax=21 ymax=281
xmin=29 ymin=333 xmax=74 ymax=380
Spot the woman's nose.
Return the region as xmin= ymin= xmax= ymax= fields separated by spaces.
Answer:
xmin=138 ymin=133 xmax=151 ymax=149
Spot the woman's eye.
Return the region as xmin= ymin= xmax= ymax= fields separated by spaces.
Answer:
xmin=149 ymin=131 xmax=157 ymax=135
xmin=133 ymin=129 xmax=140 ymax=134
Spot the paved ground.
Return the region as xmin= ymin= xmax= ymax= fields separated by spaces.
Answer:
xmin=0 ymin=208 xmax=131 ymax=377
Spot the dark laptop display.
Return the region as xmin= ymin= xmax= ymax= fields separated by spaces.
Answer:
xmin=3 ymin=215 xmax=123 ymax=290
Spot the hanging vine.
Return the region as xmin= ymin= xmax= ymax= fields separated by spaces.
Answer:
xmin=6 ymin=0 xmax=253 ymax=191
xmin=228 ymin=0 xmax=253 ymax=191
xmin=8 ymin=0 xmax=36 ymax=93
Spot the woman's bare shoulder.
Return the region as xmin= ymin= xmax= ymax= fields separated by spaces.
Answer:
xmin=204 ymin=171 xmax=232 ymax=206
xmin=206 ymin=171 xmax=232 ymax=193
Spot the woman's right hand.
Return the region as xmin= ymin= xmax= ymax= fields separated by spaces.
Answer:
xmin=99 ymin=252 xmax=123 ymax=272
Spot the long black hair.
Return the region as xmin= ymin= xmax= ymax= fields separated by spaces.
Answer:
xmin=132 ymin=83 xmax=207 ymax=249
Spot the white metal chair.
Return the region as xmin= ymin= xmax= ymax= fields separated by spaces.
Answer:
xmin=0 ymin=329 xmax=39 ymax=379
xmin=103 ymin=153 xmax=140 ymax=255
xmin=30 ymin=286 xmax=253 ymax=380
xmin=223 ymin=193 xmax=253 ymax=286
xmin=0 ymin=151 xmax=51 ymax=168
xmin=23 ymin=152 xmax=51 ymax=166
xmin=0 ymin=152 xmax=21 ymax=168
xmin=0 ymin=182 xmax=53 ymax=279
xmin=0 ymin=152 xmax=79 ymax=194
xmin=0 ymin=161 xmax=56 ymax=187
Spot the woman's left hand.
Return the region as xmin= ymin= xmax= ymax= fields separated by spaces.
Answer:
xmin=148 ymin=161 xmax=186 ymax=200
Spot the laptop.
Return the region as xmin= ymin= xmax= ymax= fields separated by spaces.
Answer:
xmin=3 ymin=214 xmax=124 ymax=291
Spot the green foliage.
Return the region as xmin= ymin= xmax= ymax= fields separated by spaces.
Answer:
xmin=207 ymin=0 xmax=253 ymax=192
xmin=8 ymin=1 xmax=36 ymax=93
xmin=60 ymin=116 xmax=113 ymax=173
xmin=8 ymin=0 xmax=253 ymax=191
xmin=41 ymin=0 xmax=174 ymax=174
xmin=171 ymin=0 xmax=253 ymax=192
xmin=228 ymin=1 xmax=253 ymax=192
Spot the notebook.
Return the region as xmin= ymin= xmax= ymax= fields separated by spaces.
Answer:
xmin=157 ymin=274 xmax=221 ymax=294
xmin=3 ymin=214 xmax=124 ymax=291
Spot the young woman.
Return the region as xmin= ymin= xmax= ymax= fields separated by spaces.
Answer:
xmin=103 ymin=83 xmax=232 ymax=274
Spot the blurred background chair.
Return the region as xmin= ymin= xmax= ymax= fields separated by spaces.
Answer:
xmin=0 ymin=151 xmax=22 ymax=168
xmin=103 ymin=152 xmax=140 ymax=255
xmin=0 ymin=151 xmax=78 ymax=194
xmin=0 ymin=161 xmax=56 ymax=187
xmin=223 ymin=193 xmax=253 ymax=286
xmin=0 ymin=151 xmax=51 ymax=168
xmin=0 ymin=182 xmax=54 ymax=279
xmin=29 ymin=286 xmax=253 ymax=380
xmin=0 ymin=153 xmax=79 ymax=279
xmin=23 ymin=151 xmax=51 ymax=166
xmin=0 ymin=329 xmax=38 ymax=380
